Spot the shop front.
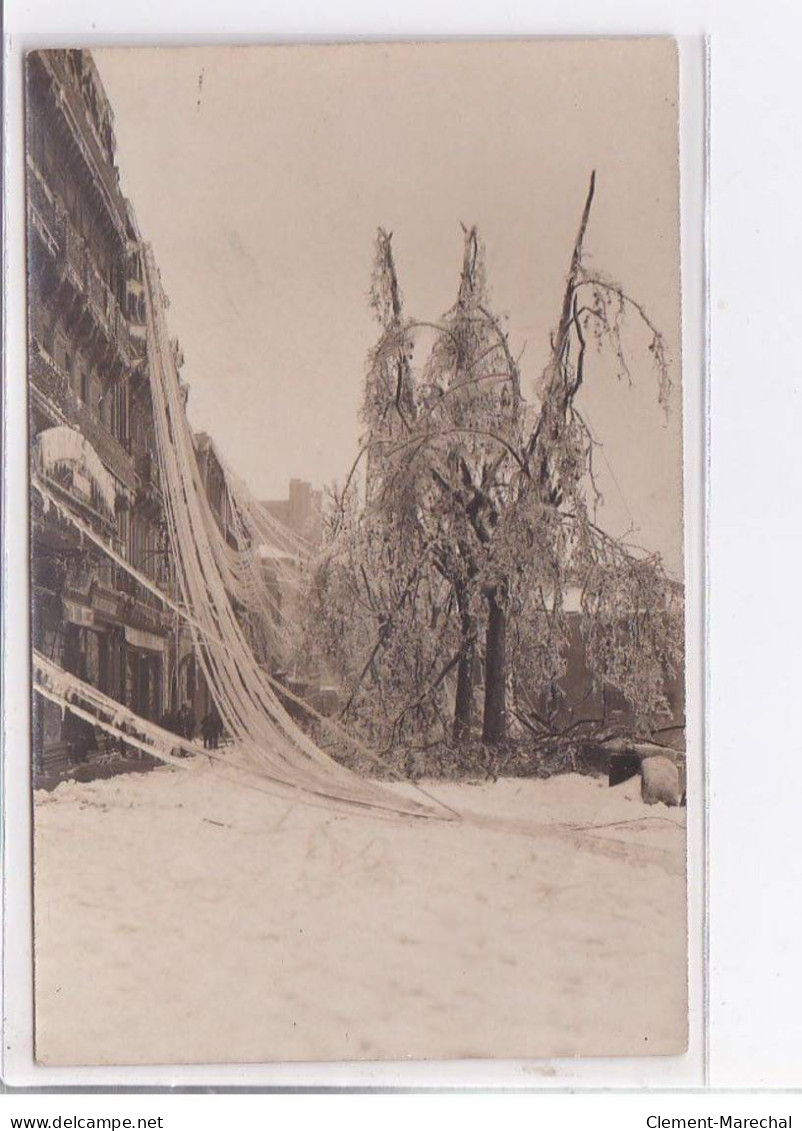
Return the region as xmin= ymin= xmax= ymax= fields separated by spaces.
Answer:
xmin=124 ymin=624 xmax=167 ymax=723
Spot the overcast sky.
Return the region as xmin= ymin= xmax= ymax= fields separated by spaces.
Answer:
xmin=94 ymin=39 xmax=683 ymax=574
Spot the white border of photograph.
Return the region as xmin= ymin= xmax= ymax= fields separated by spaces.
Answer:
xmin=2 ymin=25 xmax=707 ymax=1089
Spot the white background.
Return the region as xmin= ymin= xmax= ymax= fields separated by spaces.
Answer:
xmin=3 ymin=0 xmax=802 ymax=1105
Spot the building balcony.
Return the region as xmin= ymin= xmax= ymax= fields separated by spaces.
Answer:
xmin=29 ymin=345 xmax=137 ymax=492
xmin=116 ymin=569 xmax=138 ymax=597
xmin=47 ymin=208 xmax=134 ymax=371
xmin=136 ymin=450 xmax=160 ymax=491
xmin=27 ymin=167 xmax=60 ymax=259
xmin=36 ymin=459 xmax=118 ymax=539
xmin=34 ymin=51 xmax=129 ymax=245
xmin=63 ymin=558 xmax=96 ymax=600
xmin=83 ymin=255 xmax=112 ymax=334
xmin=134 ymin=450 xmax=163 ymax=517
xmin=118 ymin=587 xmax=173 ymax=635
xmin=128 ymin=321 xmax=147 ymax=359
xmin=112 ymin=302 xmax=133 ymax=366
xmin=57 ymin=209 xmax=86 ymax=297
xmin=83 ymin=257 xmax=132 ymax=370
xmin=91 ymin=580 xmax=125 ymax=623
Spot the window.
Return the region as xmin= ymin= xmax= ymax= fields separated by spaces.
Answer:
xmin=110 ymin=385 xmax=120 ymax=438
xmin=71 ymin=356 xmax=84 ymax=397
xmin=42 ymin=315 xmax=55 ymax=357
xmin=53 ymin=333 xmax=67 ymax=371
xmin=117 ymin=507 xmax=130 ymax=557
xmin=100 ymin=388 xmax=112 ymax=429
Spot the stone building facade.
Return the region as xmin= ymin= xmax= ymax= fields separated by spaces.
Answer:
xmin=26 ymin=49 xmax=193 ymax=775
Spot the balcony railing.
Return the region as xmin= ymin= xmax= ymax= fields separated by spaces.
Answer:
xmin=134 ymin=451 xmax=163 ymax=519
xmin=36 ymin=52 xmax=128 ymax=243
xmin=48 ymin=207 xmax=133 ymax=367
xmin=136 ymin=451 xmax=159 ymax=489
xmin=91 ymin=581 xmax=123 ymax=621
xmin=27 ymin=172 xmax=60 ymax=258
xmin=29 ymin=346 xmax=137 ymax=492
xmin=117 ymin=569 xmax=138 ymax=597
xmin=58 ymin=210 xmax=85 ymax=294
xmin=84 ymin=256 xmax=113 ymax=334
xmin=116 ymin=565 xmax=173 ymax=626
xmin=113 ymin=302 xmax=132 ymax=363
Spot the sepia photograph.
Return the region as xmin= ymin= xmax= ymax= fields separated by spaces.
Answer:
xmin=26 ymin=38 xmax=688 ymax=1066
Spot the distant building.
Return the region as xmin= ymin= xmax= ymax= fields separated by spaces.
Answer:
xmin=194 ymin=432 xmax=233 ymax=539
xmin=263 ymin=478 xmax=322 ymax=544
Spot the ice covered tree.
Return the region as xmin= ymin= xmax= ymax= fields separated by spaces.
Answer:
xmin=300 ymin=231 xmax=459 ymax=761
xmin=491 ymin=171 xmax=681 ymax=742
xmin=300 ymin=176 xmax=683 ymax=773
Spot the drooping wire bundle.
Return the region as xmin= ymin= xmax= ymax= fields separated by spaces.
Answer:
xmin=139 ymin=246 xmax=441 ymax=820
xmin=30 ymin=238 xmax=454 ymax=821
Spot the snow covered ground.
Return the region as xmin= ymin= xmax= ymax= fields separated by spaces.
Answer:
xmin=33 ymin=763 xmax=687 ymax=1065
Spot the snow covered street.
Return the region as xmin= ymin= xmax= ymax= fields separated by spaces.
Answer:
xmin=34 ymin=766 xmax=687 ymax=1065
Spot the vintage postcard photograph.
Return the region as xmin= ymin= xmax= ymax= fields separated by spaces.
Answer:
xmin=26 ymin=39 xmax=687 ymax=1066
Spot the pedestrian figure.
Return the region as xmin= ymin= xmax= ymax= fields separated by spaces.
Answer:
xmin=207 ymin=707 xmax=222 ymax=749
xmin=181 ymin=703 xmax=196 ymax=742
xmin=201 ymin=709 xmax=216 ymax=750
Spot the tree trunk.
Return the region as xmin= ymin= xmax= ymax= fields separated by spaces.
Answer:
xmin=452 ymin=609 xmax=476 ymax=746
xmin=452 ymin=581 xmax=475 ymax=744
xmin=482 ymin=588 xmax=507 ymax=746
